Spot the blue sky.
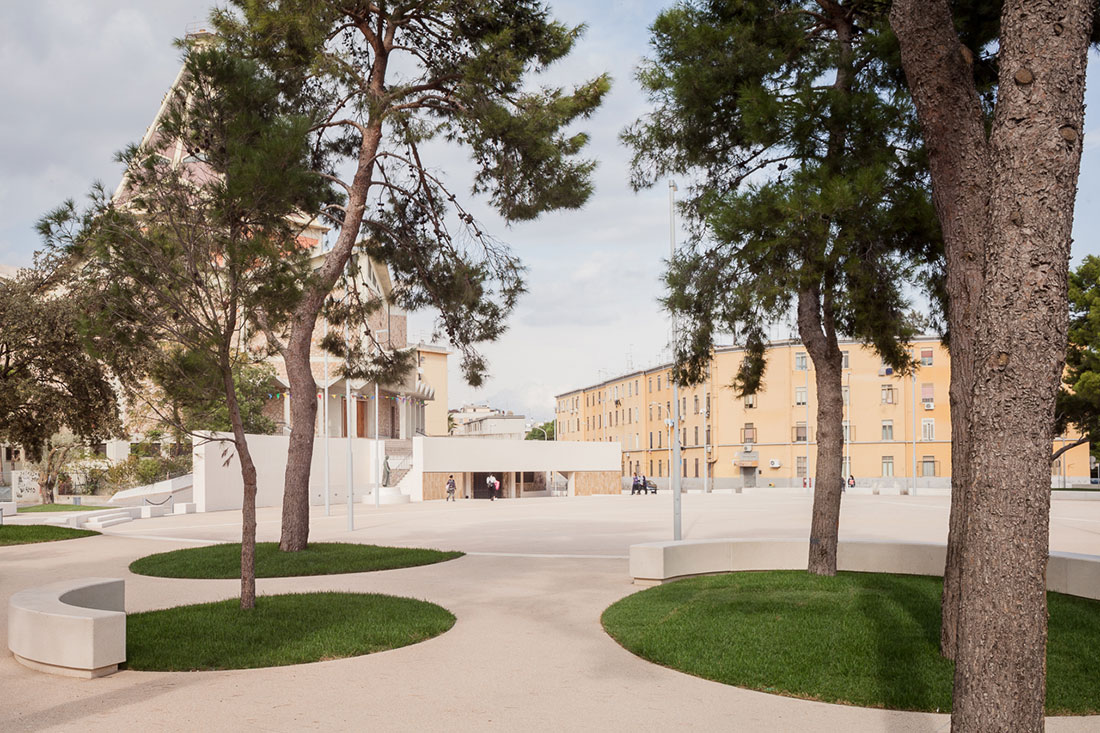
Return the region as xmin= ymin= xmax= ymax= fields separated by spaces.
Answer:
xmin=3 ymin=1 xmax=1099 ymax=423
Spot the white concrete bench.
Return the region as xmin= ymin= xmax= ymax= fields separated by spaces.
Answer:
xmin=630 ymin=538 xmax=1100 ymax=601
xmin=8 ymin=578 xmax=125 ymax=678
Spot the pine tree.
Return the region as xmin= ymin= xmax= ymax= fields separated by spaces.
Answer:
xmin=892 ymin=0 xmax=1097 ymax=727
xmin=211 ymin=1 xmax=610 ymax=551
xmin=44 ymin=43 xmax=333 ymax=609
xmin=624 ymin=0 xmax=940 ymax=574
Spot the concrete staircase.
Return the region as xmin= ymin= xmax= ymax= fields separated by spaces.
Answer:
xmin=384 ymin=440 xmax=413 ymax=487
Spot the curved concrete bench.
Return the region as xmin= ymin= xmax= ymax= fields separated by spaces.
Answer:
xmin=630 ymin=538 xmax=1100 ymax=601
xmin=8 ymin=578 xmax=125 ymax=678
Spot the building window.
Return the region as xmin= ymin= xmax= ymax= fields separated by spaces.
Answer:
xmin=922 ymin=418 xmax=935 ymax=441
xmin=706 ymin=394 xmax=711 ymax=414
xmin=795 ymin=352 xmax=808 ymax=370
xmin=694 ymin=395 xmax=700 ymax=414
xmin=658 ymin=431 xmax=662 ymax=448
xmin=921 ymin=383 xmax=935 ymax=408
xmin=842 ymin=386 xmax=849 ymax=406
xmin=649 ymin=377 xmax=652 ymax=392
xmin=649 ymin=405 xmax=653 ymax=421
xmin=920 ymin=455 xmax=937 ymax=477
xmin=656 ymin=405 xmax=662 ymax=419
xmin=796 ymin=455 xmax=807 ymax=478
xmin=882 ymin=456 xmax=894 ymax=477
xmin=657 ymin=375 xmax=662 ymax=391
xmin=795 ymin=386 xmax=808 ymax=406
xmin=682 ymin=397 xmax=687 ymax=415
xmin=705 ymin=426 xmax=711 ymax=445
xmin=694 ymin=458 xmax=699 ymax=477
xmin=793 ymin=422 xmax=808 ymax=442
xmin=842 ymin=350 xmax=850 ymax=369
xmin=635 ymin=379 xmax=639 ymax=394
xmin=882 ymin=420 xmax=893 ymax=441
xmin=694 ymin=426 xmax=699 ymax=445
xmin=921 ymin=348 xmax=934 ymax=366
xmin=649 ymin=460 xmax=653 ymax=476
xmin=649 ymin=432 xmax=653 ymax=449
xmin=627 ymin=383 xmax=632 ymax=397
xmin=683 ymin=458 xmax=687 ymax=477
xmin=744 ymin=394 xmax=756 ymax=409
xmin=881 ymin=385 xmax=897 ymax=404
xmin=635 ymin=407 xmax=639 ymax=422
xmin=658 ymin=460 xmax=663 ymax=477
xmin=742 ymin=423 xmax=757 ymax=443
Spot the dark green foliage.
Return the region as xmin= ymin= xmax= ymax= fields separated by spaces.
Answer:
xmin=1057 ymin=256 xmax=1100 ymax=457
xmin=0 ymin=269 xmax=120 ymax=461
xmin=41 ymin=44 xmax=333 ymax=435
xmin=126 ymin=592 xmax=456 ymax=671
xmin=0 ymin=526 xmax=99 ymax=546
xmin=525 ymin=420 xmax=554 ymax=440
xmin=128 ymin=542 xmax=463 ymax=579
xmin=213 ymin=1 xmax=609 ymax=385
xmin=624 ymin=0 xmax=941 ymax=392
xmin=167 ymin=363 xmax=280 ymax=436
xmin=602 ymin=571 xmax=1100 ymax=714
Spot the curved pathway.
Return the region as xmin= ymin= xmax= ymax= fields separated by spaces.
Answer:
xmin=2 ymin=493 xmax=1099 ymax=732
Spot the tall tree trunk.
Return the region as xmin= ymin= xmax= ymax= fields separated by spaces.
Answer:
xmin=223 ymin=362 xmax=259 ymax=610
xmin=798 ymin=287 xmax=845 ymax=576
xmin=952 ymin=2 xmax=1094 ymax=729
xmin=889 ymin=0 xmax=991 ymax=661
xmin=278 ymin=96 xmax=388 ymax=553
xmin=894 ymin=0 xmax=1094 ymax=727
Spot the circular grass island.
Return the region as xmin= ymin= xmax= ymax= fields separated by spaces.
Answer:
xmin=0 ymin=525 xmax=99 ymax=547
xmin=127 ymin=592 xmax=454 ymax=671
xmin=130 ymin=542 xmax=463 ymax=578
xmin=602 ymin=570 xmax=1100 ymax=715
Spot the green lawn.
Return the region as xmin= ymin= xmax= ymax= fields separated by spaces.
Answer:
xmin=0 ymin=525 xmax=100 ymax=546
xmin=17 ymin=503 xmax=106 ymax=512
xmin=602 ymin=571 xmax=1100 ymax=714
xmin=129 ymin=542 xmax=463 ymax=578
xmin=126 ymin=592 xmax=455 ymax=671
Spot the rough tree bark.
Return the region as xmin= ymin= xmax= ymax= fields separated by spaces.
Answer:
xmin=799 ymin=287 xmax=845 ymax=575
xmin=889 ymin=0 xmax=990 ymax=660
xmin=278 ymin=87 xmax=387 ymax=551
xmin=893 ymin=0 xmax=1095 ymax=728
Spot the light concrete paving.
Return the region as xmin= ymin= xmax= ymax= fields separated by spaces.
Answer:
xmin=2 ymin=493 xmax=1099 ymax=732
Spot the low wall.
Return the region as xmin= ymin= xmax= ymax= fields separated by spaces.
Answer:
xmin=192 ymin=433 xmax=380 ymax=513
xmin=8 ymin=578 xmax=126 ymax=678
xmin=572 ymin=471 xmax=620 ymax=496
xmin=629 ymin=538 xmax=1100 ymax=602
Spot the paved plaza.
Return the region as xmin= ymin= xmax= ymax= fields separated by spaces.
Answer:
xmin=3 ymin=492 xmax=1099 ymax=732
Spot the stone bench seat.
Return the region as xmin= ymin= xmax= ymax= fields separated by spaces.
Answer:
xmin=629 ymin=538 xmax=1100 ymax=601
xmin=8 ymin=578 xmax=125 ymax=678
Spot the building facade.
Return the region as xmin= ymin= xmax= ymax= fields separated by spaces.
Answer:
xmin=555 ymin=337 xmax=1092 ymax=491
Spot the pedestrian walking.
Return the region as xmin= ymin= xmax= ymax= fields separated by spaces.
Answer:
xmin=631 ymin=472 xmax=641 ymax=495
xmin=486 ymin=473 xmax=496 ymax=501
xmin=846 ymin=474 xmax=855 ymax=492
xmin=446 ymin=474 xmax=456 ymax=502
xmin=494 ymin=477 xmax=501 ymax=500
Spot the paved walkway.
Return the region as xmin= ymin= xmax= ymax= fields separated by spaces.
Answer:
xmin=2 ymin=493 xmax=1099 ymax=732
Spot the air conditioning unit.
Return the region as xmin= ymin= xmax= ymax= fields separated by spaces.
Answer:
xmin=923 ymin=400 xmax=935 ymax=410
xmin=878 ymin=367 xmax=894 ymax=376
xmin=743 ymin=443 xmax=754 ymax=453
xmin=769 ymin=459 xmax=782 ymax=468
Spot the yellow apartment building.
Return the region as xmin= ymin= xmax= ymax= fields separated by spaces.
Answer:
xmin=554 ymin=337 xmax=1092 ymax=492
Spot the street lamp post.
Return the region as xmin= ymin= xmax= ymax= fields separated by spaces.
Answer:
xmin=669 ymin=180 xmax=682 ymax=541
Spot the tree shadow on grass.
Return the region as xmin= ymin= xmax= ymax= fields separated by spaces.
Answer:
xmin=850 ymin=572 xmax=953 ymax=713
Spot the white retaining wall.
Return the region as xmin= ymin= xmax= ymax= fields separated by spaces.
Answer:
xmin=192 ymin=433 xmax=380 ymax=513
